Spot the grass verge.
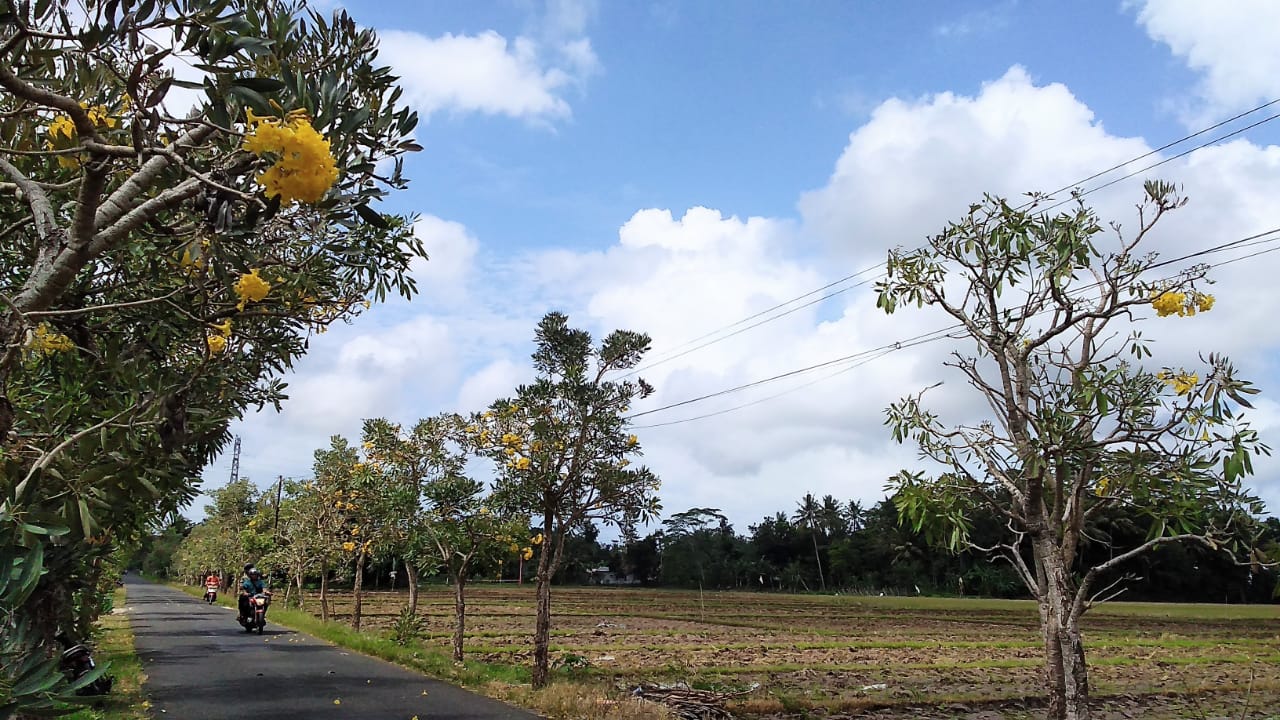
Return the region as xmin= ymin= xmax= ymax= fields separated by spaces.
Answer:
xmin=64 ymin=588 xmax=149 ymax=720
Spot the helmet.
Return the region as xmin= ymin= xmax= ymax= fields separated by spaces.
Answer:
xmin=243 ymin=563 xmax=254 ymax=574
xmin=248 ymin=568 xmax=262 ymax=579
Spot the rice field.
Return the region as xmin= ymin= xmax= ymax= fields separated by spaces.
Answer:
xmin=310 ymin=585 xmax=1280 ymax=718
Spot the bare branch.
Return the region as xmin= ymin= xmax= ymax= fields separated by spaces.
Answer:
xmin=0 ymin=156 xmax=57 ymax=241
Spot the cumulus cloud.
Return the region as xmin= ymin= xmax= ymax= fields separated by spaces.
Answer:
xmin=208 ymin=65 xmax=1280 ymax=528
xmin=1134 ymin=0 xmax=1280 ymax=122
xmin=376 ymin=1 xmax=599 ymax=122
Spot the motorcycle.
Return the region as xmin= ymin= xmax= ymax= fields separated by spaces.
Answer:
xmin=238 ymin=591 xmax=272 ymax=634
xmin=203 ymin=586 xmax=217 ymax=604
xmin=57 ymin=633 xmax=113 ymax=696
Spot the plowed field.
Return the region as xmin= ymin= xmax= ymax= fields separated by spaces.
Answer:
xmin=306 ymin=586 xmax=1280 ymax=718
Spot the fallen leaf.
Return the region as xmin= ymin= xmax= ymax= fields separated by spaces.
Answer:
xmin=334 ymin=699 xmax=341 ymax=705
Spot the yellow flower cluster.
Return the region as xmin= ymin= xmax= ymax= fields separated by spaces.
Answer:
xmin=242 ymin=109 xmax=340 ymax=204
xmin=626 ymin=434 xmax=638 ymax=447
xmin=1094 ymin=476 xmax=1112 ymax=497
xmin=521 ymin=547 xmax=534 ymax=561
xmin=45 ymin=103 xmax=118 ymax=169
xmin=1151 ymin=290 xmax=1215 ymax=318
xmin=206 ymin=319 xmax=232 ymax=354
xmin=234 ymin=269 xmax=271 ymax=310
xmin=1157 ymin=370 xmax=1199 ymax=396
xmin=28 ymin=323 xmax=75 ymax=355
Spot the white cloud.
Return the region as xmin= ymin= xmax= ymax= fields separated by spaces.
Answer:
xmin=800 ymin=67 xmax=1150 ymax=260
xmin=1134 ymin=0 xmax=1280 ymax=122
xmin=209 ymin=65 xmax=1280 ymax=530
xmin=374 ymin=0 xmax=601 ymax=122
xmin=933 ymin=1 xmax=1014 ymax=38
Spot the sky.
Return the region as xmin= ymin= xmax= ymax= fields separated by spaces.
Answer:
xmin=198 ymin=0 xmax=1280 ymax=533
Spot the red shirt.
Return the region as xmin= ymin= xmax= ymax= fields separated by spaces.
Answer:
xmin=204 ymin=575 xmax=219 ymax=590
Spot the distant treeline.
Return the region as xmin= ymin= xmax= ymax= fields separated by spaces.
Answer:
xmin=136 ymin=492 xmax=1280 ymax=604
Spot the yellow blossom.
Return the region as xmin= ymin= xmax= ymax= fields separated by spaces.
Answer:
xmin=242 ymin=109 xmax=340 ymax=204
xmin=212 ymin=319 xmax=233 ymax=337
xmin=234 ymin=269 xmax=271 ymax=310
xmin=531 ymin=533 xmax=543 ymax=546
xmin=206 ymin=334 xmax=227 ymax=354
xmin=1152 ymin=290 xmax=1215 ymax=318
xmin=530 ymin=440 xmax=544 ymax=453
xmin=1151 ymin=291 xmax=1185 ymax=317
xmin=504 ymin=447 xmax=516 ymax=457
xmin=626 ymin=434 xmax=638 ymax=447
xmin=27 ymin=323 xmax=75 ymax=356
xmin=1094 ymin=476 xmax=1111 ymax=497
xmin=521 ymin=547 xmax=534 ymax=561
xmin=515 ymin=457 xmax=531 ymax=471
xmin=509 ymin=542 xmax=520 ymax=553
xmin=342 ymin=542 xmax=355 ymax=552
xmin=1157 ymin=370 xmax=1199 ymax=396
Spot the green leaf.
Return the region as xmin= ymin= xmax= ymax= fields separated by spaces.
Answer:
xmin=77 ymin=497 xmax=94 ymax=537
xmin=231 ymin=76 xmax=287 ymax=93
xmin=354 ymin=203 xmax=390 ymax=229
xmin=225 ymin=84 xmax=271 ymax=114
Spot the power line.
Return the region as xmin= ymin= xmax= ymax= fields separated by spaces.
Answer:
xmin=626 ymin=324 xmax=964 ymax=421
xmin=626 ymin=228 xmax=1280 ymax=426
xmin=624 ymin=98 xmax=1280 ymax=375
xmin=631 ymin=345 xmax=904 ymax=430
xmin=1044 ymin=109 xmax=1280 ymax=213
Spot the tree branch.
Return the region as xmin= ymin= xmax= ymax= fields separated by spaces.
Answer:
xmin=0 ymin=156 xmax=57 ymax=241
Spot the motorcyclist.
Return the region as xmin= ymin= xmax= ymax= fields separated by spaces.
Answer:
xmin=203 ymin=571 xmax=220 ymax=601
xmin=238 ymin=565 xmax=266 ymax=621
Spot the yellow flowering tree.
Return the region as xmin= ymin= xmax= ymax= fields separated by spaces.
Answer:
xmin=361 ymin=414 xmax=527 ymax=660
xmin=0 ymin=2 xmax=424 ymax=706
xmin=876 ymin=182 xmax=1270 ymax=720
xmin=474 ymin=312 xmax=660 ymax=688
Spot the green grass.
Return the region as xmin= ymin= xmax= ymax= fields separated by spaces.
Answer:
xmin=64 ymin=588 xmax=150 ymax=720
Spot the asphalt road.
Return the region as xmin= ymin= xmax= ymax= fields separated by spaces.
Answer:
xmin=124 ymin=577 xmax=538 ymax=720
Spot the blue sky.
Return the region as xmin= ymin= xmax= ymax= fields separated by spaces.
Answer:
xmin=200 ymin=0 xmax=1280 ymax=529
xmin=367 ymin=1 xmax=1245 ymax=251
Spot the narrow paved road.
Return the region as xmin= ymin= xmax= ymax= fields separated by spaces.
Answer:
xmin=125 ymin=577 xmax=537 ymax=720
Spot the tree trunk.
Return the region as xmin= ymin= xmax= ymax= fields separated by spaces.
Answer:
xmin=811 ymin=531 xmax=826 ymax=592
xmin=531 ymin=514 xmax=557 ymax=689
xmin=352 ymin=551 xmax=366 ymax=631
xmin=405 ymin=562 xmax=420 ymax=616
xmin=532 ymin=566 xmax=552 ymax=688
xmin=452 ymin=571 xmax=467 ymax=662
xmin=1034 ymin=534 xmax=1091 ymax=720
xmin=319 ymin=566 xmax=330 ymax=622
xmin=295 ymin=571 xmax=305 ymax=610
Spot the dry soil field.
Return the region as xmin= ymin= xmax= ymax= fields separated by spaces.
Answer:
xmin=311 ymin=586 xmax=1280 ymax=718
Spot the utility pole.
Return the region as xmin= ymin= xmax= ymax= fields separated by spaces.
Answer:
xmin=272 ymin=475 xmax=284 ymax=541
xmin=229 ymin=436 xmax=241 ymax=483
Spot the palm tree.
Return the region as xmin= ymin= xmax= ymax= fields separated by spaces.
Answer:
xmin=820 ymin=494 xmax=848 ymax=539
xmin=792 ymin=493 xmax=826 ymax=591
xmin=844 ymin=500 xmax=866 ymax=533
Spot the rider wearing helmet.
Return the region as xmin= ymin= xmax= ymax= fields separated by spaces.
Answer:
xmin=238 ymin=565 xmax=266 ymax=621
